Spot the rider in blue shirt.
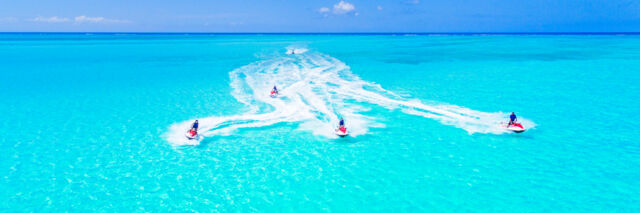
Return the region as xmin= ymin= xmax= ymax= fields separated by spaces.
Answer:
xmin=192 ymin=120 xmax=199 ymax=131
xmin=339 ymin=118 xmax=344 ymax=127
xmin=508 ymin=112 xmax=517 ymax=126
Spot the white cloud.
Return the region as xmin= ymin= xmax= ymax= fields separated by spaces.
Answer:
xmin=333 ymin=1 xmax=355 ymax=14
xmin=318 ymin=1 xmax=356 ymax=16
xmin=377 ymin=6 xmax=383 ymax=11
xmin=74 ymin=16 xmax=129 ymax=24
xmin=28 ymin=15 xmax=129 ymax=24
xmin=318 ymin=7 xmax=330 ymax=13
xmin=74 ymin=16 xmax=105 ymax=23
xmin=29 ymin=16 xmax=70 ymax=23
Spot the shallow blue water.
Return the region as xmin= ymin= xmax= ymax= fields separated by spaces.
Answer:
xmin=1 ymin=34 xmax=639 ymax=211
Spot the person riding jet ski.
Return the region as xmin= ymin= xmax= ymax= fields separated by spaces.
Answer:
xmin=507 ymin=112 xmax=517 ymax=127
xmin=270 ymin=85 xmax=279 ymax=97
xmin=192 ymin=120 xmax=199 ymax=131
xmin=336 ymin=117 xmax=348 ymax=137
xmin=186 ymin=120 xmax=199 ymax=139
xmin=504 ymin=112 xmax=525 ymax=133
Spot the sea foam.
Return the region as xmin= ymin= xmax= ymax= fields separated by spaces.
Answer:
xmin=167 ymin=48 xmax=535 ymax=146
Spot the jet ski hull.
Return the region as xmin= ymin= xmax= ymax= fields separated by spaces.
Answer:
xmin=185 ymin=132 xmax=199 ymax=140
xmin=507 ymin=127 xmax=525 ymax=133
xmin=335 ymin=128 xmax=348 ymax=137
xmin=503 ymin=123 xmax=526 ymax=133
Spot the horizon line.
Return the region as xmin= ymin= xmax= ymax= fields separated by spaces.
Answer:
xmin=1 ymin=32 xmax=640 ymax=35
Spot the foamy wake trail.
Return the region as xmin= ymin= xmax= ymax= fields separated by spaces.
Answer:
xmin=167 ymin=48 xmax=535 ymax=146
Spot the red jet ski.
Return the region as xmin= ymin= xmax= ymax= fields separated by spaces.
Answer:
xmin=503 ymin=122 xmax=526 ymax=133
xmin=335 ymin=126 xmax=348 ymax=137
xmin=185 ymin=129 xmax=198 ymax=140
xmin=270 ymin=90 xmax=278 ymax=98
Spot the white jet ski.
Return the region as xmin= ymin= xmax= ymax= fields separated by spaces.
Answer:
xmin=502 ymin=122 xmax=526 ymax=133
xmin=335 ymin=126 xmax=348 ymax=137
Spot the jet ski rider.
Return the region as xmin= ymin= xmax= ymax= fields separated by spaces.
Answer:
xmin=192 ymin=120 xmax=199 ymax=131
xmin=339 ymin=117 xmax=344 ymax=127
xmin=272 ymin=86 xmax=279 ymax=95
xmin=508 ymin=112 xmax=517 ymax=127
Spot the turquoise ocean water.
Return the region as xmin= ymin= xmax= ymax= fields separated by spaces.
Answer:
xmin=1 ymin=34 xmax=639 ymax=211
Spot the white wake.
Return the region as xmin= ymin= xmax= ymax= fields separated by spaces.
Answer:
xmin=167 ymin=48 xmax=535 ymax=146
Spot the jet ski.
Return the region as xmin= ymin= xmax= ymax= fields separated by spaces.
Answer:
xmin=335 ymin=126 xmax=348 ymax=137
xmin=270 ymin=90 xmax=278 ymax=98
xmin=185 ymin=129 xmax=199 ymax=140
xmin=503 ymin=123 xmax=526 ymax=133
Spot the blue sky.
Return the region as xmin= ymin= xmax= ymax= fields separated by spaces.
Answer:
xmin=1 ymin=0 xmax=639 ymax=32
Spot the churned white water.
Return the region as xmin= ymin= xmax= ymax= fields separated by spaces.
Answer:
xmin=167 ymin=47 xmax=535 ymax=146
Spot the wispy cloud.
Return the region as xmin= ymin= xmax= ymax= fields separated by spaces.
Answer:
xmin=74 ymin=15 xmax=129 ymax=24
xmin=318 ymin=7 xmax=330 ymax=13
xmin=377 ymin=6 xmax=383 ymax=11
xmin=28 ymin=15 xmax=129 ymax=24
xmin=405 ymin=0 xmax=420 ymax=4
xmin=318 ymin=1 xmax=356 ymax=16
xmin=176 ymin=13 xmax=249 ymax=19
xmin=29 ymin=16 xmax=70 ymax=23
xmin=0 ymin=17 xmax=18 ymax=23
